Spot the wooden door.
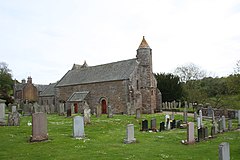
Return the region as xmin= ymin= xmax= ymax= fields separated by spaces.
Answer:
xmin=101 ymin=99 xmax=107 ymax=114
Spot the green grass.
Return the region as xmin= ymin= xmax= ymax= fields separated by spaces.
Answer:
xmin=0 ymin=113 xmax=239 ymax=160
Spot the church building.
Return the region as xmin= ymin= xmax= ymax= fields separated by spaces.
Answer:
xmin=43 ymin=37 xmax=161 ymax=114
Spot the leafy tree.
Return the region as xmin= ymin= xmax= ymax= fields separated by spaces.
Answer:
xmin=155 ymin=73 xmax=184 ymax=102
xmin=0 ymin=62 xmax=14 ymax=104
xmin=174 ymin=63 xmax=206 ymax=82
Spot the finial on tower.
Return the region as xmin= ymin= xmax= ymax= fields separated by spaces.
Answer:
xmin=138 ymin=36 xmax=150 ymax=49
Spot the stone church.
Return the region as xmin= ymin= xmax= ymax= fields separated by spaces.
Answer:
xmin=40 ymin=37 xmax=161 ymax=114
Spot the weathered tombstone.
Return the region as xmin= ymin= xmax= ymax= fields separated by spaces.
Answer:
xmin=136 ymin=108 xmax=141 ymax=119
xmin=84 ymin=108 xmax=91 ymax=125
xmin=12 ymin=106 xmax=17 ymax=113
xmin=187 ymin=122 xmax=195 ymax=144
xmin=207 ymin=106 xmax=213 ymax=117
xmin=73 ymin=116 xmax=85 ymax=138
xmin=0 ymin=99 xmax=6 ymax=125
xmin=197 ymin=117 xmax=201 ymax=129
xmin=23 ymin=104 xmax=31 ymax=116
xmin=107 ymin=105 xmax=113 ymax=118
xmin=166 ymin=118 xmax=170 ymax=130
xmin=124 ymin=124 xmax=136 ymax=144
xmin=189 ymin=103 xmax=193 ymax=108
xmin=7 ymin=112 xmax=20 ymax=126
xmin=30 ymin=113 xmax=48 ymax=142
xmin=218 ymin=119 xmax=223 ymax=133
xmin=96 ymin=105 xmax=101 ymax=117
xmin=159 ymin=122 xmax=165 ymax=132
xmin=219 ymin=142 xmax=230 ymax=160
xmin=183 ymin=107 xmax=188 ymax=123
xmin=222 ymin=116 xmax=226 ymax=132
xmin=204 ymin=127 xmax=208 ymax=139
xmin=50 ymin=104 xmax=55 ymax=114
xmin=199 ymin=110 xmax=203 ymax=127
xmin=226 ymin=120 xmax=231 ymax=132
xmin=171 ymin=111 xmax=175 ymax=120
xmin=71 ymin=104 xmax=75 ymax=114
xmin=59 ymin=103 xmax=65 ymax=115
xmin=150 ymin=118 xmax=157 ymax=131
xmin=45 ymin=105 xmax=50 ymax=114
xmin=194 ymin=112 xmax=197 ymax=122
xmin=197 ymin=127 xmax=205 ymax=142
xmin=211 ymin=125 xmax=216 ymax=138
xmin=141 ymin=119 xmax=148 ymax=131
xmin=178 ymin=102 xmax=181 ymax=108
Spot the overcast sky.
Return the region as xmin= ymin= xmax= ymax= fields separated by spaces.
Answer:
xmin=1 ymin=0 xmax=240 ymax=84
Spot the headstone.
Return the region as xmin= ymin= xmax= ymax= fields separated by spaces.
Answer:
xmin=59 ymin=103 xmax=65 ymax=115
xmin=67 ymin=108 xmax=71 ymax=117
xmin=150 ymin=118 xmax=157 ymax=131
xmin=197 ymin=117 xmax=201 ymax=129
xmin=189 ymin=103 xmax=193 ymax=108
xmin=107 ymin=105 xmax=113 ymax=118
xmin=183 ymin=107 xmax=188 ymax=123
xmin=30 ymin=113 xmax=48 ymax=142
xmin=12 ymin=106 xmax=17 ymax=113
xmin=159 ymin=122 xmax=165 ymax=132
xmin=84 ymin=108 xmax=91 ymax=125
xmin=197 ymin=127 xmax=204 ymax=142
xmin=228 ymin=120 xmax=232 ymax=131
xmin=207 ymin=106 xmax=213 ymax=117
xmin=171 ymin=111 xmax=175 ymax=120
xmin=73 ymin=116 xmax=85 ymax=138
xmin=45 ymin=105 xmax=50 ymax=114
xmin=124 ymin=124 xmax=136 ymax=144
xmin=141 ymin=120 xmax=148 ymax=131
xmin=222 ymin=116 xmax=226 ymax=132
xmin=212 ymin=110 xmax=215 ymax=124
xmin=204 ymin=127 xmax=208 ymax=139
xmin=187 ymin=122 xmax=195 ymax=144
xmin=178 ymin=102 xmax=181 ymax=108
xmin=219 ymin=142 xmax=230 ymax=160
xmin=50 ymin=104 xmax=55 ymax=113
xmin=96 ymin=105 xmax=101 ymax=117
xmin=194 ymin=112 xmax=197 ymax=122
xmin=211 ymin=125 xmax=216 ymax=138
xmin=23 ymin=104 xmax=31 ymax=116
xmin=71 ymin=104 xmax=74 ymax=114
xmin=136 ymin=108 xmax=141 ymax=119
xmin=199 ymin=110 xmax=203 ymax=127
xmin=165 ymin=114 xmax=170 ymax=127
xmin=218 ymin=119 xmax=223 ymax=133
xmin=0 ymin=99 xmax=6 ymax=125
xmin=7 ymin=112 xmax=20 ymax=126
xmin=166 ymin=118 xmax=170 ymax=130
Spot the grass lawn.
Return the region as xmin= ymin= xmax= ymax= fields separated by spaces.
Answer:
xmin=0 ymin=113 xmax=239 ymax=160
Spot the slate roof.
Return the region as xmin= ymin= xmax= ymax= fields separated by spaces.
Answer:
xmin=39 ymin=83 xmax=57 ymax=97
xmin=56 ymin=58 xmax=138 ymax=87
xmin=14 ymin=83 xmax=26 ymax=91
xmin=35 ymin=84 xmax=48 ymax=92
xmin=67 ymin=91 xmax=89 ymax=102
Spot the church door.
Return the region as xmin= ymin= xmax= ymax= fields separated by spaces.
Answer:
xmin=101 ymin=99 xmax=107 ymax=114
xmin=74 ymin=103 xmax=78 ymax=113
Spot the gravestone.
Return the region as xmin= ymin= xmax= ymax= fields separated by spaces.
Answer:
xmin=212 ymin=110 xmax=215 ymax=124
xmin=198 ymin=127 xmax=205 ymax=142
xmin=124 ymin=124 xmax=136 ymax=144
xmin=107 ymin=105 xmax=113 ymax=118
xmin=71 ymin=104 xmax=75 ymax=114
xmin=96 ymin=105 xmax=101 ymax=117
xmin=45 ymin=105 xmax=50 ymax=114
xmin=0 ymin=99 xmax=6 ymax=125
xmin=31 ymin=113 xmax=48 ymax=142
xmin=67 ymin=108 xmax=71 ymax=117
xmin=7 ymin=112 xmax=20 ymax=126
xmin=136 ymin=108 xmax=141 ymax=119
xmin=12 ymin=106 xmax=17 ymax=113
xmin=222 ymin=116 xmax=226 ymax=132
xmin=59 ymin=103 xmax=65 ymax=115
xmin=187 ymin=122 xmax=195 ymax=144
xmin=23 ymin=104 xmax=31 ymax=116
xmin=211 ymin=125 xmax=216 ymax=138
xmin=204 ymin=127 xmax=208 ymax=139
xmin=194 ymin=112 xmax=197 ymax=122
xmin=199 ymin=110 xmax=203 ymax=127
xmin=50 ymin=104 xmax=55 ymax=114
xmin=73 ymin=116 xmax=85 ymax=138
xmin=207 ymin=106 xmax=213 ymax=117
xmin=171 ymin=111 xmax=175 ymax=120
xmin=84 ymin=108 xmax=91 ymax=125
xmin=165 ymin=114 xmax=170 ymax=126
xmin=218 ymin=119 xmax=223 ymax=133
xmin=159 ymin=122 xmax=165 ymax=132
xmin=141 ymin=120 xmax=148 ymax=131
xmin=183 ymin=107 xmax=188 ymax=123
xmin=219 ymin=142 xmax=230 ymax=160
xmin=197 ymin=117 xmax=201 ymax=129
xmin=150 ymin=118 xmax=157 ymax=131
xmin=228 ymin=120 xmax=232 ymax=131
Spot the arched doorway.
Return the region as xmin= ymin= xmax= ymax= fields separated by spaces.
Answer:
xmin=101 ymin=99 xmax=107 ymax=114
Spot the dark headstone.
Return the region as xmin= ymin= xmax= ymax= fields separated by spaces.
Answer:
xmin=198 ymin=127 xmax=205 ymax=142
xmin=150 ymin=118 xmax=157 ymax=131
xmin=159 ymin=122 xmax=165 ymax=132
xmin=67 ymin=108 xmax=71 ymax=117
xmin=141 ymin=120 xmax=148 ymax=131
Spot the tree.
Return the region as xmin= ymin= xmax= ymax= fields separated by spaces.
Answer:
xmin=174 ymin=63 xmax=206 ymax=82
xmin=155 ymin=73 xmax=184 ymax=102
xmin=0 ymin=62 xmax=14 ymax=104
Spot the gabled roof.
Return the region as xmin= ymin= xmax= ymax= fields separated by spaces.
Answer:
xmin=15 ymin=83 xmax=26 ymax=91
xmin=67 ymin=91 xmax=89 ymax=102
xmin=39 ymin=83 xmax=56 ymax=97
xmin=56 ymin=58 xmax=138 ymax=87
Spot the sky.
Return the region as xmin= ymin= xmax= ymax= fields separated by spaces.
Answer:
xmin=0 ymin=0 xmax=240 ymax=84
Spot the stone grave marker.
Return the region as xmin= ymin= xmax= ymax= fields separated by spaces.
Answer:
xmin=204 ymin=127 xmax=208 ymax=139
xmin=124 ymin=124 xmax=136 ymax=144
xmin=197 ymin=117 xmax=201 ymax=129
xmin=212 ymin=110 xmax=215 ymax=124
xmin=141 ymin=119 xmax=148 ymax=131
xmin=73 ymin=116 xmax=85 ymax=138
xmin=183 ymin=107 xmax=188 ymax=123
xmin=45 ymin=105 xmax=50 ymax=114
xmin=207 ymin=106 xmax=213 ymax=117
xmin=0 ymin=99 xmax=6 ymax=125
xmin=222 ymin=116 xmax=226 ymax=132
xmin=150 ymin=118 xmax=157 ymax=131
xmin=187 ymin=122 xmax=195 ymax=144
xmin=197 ymin=127 xmax=205 ymax=142
xmin=50 ymin=104 xmax=55 ymax=114
xmin=211 ymin=125 xmax=216 ymax=138
xmin=194 ymin=112 xmax=197 ymax=122
xmin=71 ymin=104 xmax=75 ymax=114
xmin=59 ymin=103 xmax=65 ymax=116
xmin=84 ymin=108 xmax=91 ymax=125
xmin=136 ymin=108 xmax=141 ymax=119
xmin=159 ymin=122 xmax=165 ymax=132
xmin=107 ymin=105 xmax=113 ymax=118
xmin=199 ymin=110 xmax=203 ymax=127
xmin=12 ymin=105 xmax=17 ymax=113
xmin=219 ymin=142 xmax=230 ymax=160
xmin=228 ymin=120 xmax=232 ymax=131
xmin=30 ymin=112 xmax=48 ymax=142
xmin=218 ymin=119 xmax=223 ymax=133
xmin=96 ymin=105 xmax=101 ymax=117
xmin=8 ymin=112 xmax=20 ymax=126
xmin=23 ymin=104 xmax=31 ymax=116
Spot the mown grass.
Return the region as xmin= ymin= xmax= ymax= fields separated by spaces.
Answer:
xmin=0 ymin=113 xmax=239 ymax=160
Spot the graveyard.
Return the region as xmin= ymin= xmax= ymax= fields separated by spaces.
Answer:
xmin=0 ymin=110 xmax=239 ymax=159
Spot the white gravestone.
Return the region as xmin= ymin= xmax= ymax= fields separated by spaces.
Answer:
xmin=73 ymin=116 xmax=85 ymax=138
xmin=124 ymin=124 xmax=136 ymax=144
xmin=187 ymin=122 xmax=195 ymax=144
xmin=219 ymin=142 xmax=230 ymax=160
xmin=197 ymin=117 xmax=201 ymax=129
xmin=84 ymin=108 xmax=91 ymax=125
xmin=199 ymin=110 xmax=203 ymax=127
xmin=222 ymin=116 xmax=226 ymax=132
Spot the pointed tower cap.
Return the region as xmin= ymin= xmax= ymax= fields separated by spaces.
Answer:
xmin=138 ymin=36 xmax=150 ymax=49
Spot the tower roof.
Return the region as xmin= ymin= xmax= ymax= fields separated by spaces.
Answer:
xmin=138 ymin=36 xmax=150 ymax=49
